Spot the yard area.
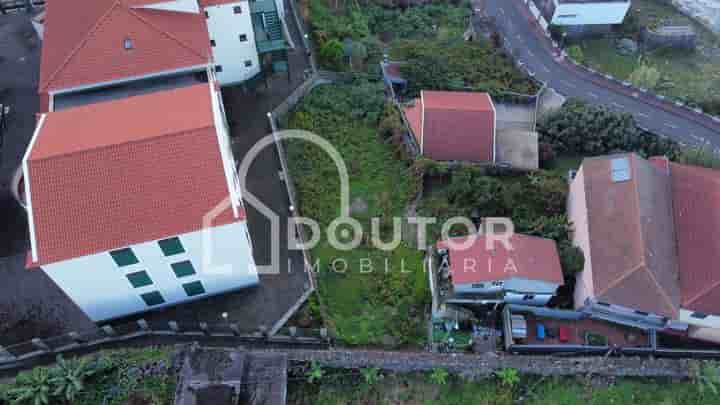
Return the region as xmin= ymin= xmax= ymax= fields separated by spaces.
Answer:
xmin=285 ymin=82 xmax=428 ymax=347
xmin=288 ymin=369 xmax=720 ymax=405
xmin=568 ymin=0 xmax=720 ymax=112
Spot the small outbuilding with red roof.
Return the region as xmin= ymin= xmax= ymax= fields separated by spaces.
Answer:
xmin=436 ymin=233 xmax=564 ymax=306
xmin=404 ymin=90 xmax=497 ymax=163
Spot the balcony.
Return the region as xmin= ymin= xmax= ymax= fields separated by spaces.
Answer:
xmin=250 ymin=0 xmax=286 ymax=54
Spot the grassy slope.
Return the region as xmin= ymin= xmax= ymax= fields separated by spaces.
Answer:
xmin=577 ymin=0 xmax=720 ymax=103
xmin=288 ymin=372 xmax=719 ymax=405
xmin=287 ymin=83 xmax=427 ymax=346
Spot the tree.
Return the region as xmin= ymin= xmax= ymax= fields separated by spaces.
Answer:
xmin=360 ymin=367 xmax=382 ymax=386
xmin=538 ymin=98 xmax=679 ymax=158
xmin=559 ymin=243 xmax=585 ymax=276
xmin=629 ymin=60 xmax=662 ymax=90
xmin=306 ymin=361 xmax=325 ymax=384
xmin=429 ymin=368 xmax=449 ymax=385
xmin=50 ymin=355 xmax=97 ymax=404
xmin=495 ymin=368 xmax=520 ymax=388
xmin=7 ymin=368 xmax=52 ymax=405
xmin=319 ymin=39 xmax=345 ymax=70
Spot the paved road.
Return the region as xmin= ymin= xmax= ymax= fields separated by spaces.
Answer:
xmin=481 ymin=0 xmax=720 ymax=149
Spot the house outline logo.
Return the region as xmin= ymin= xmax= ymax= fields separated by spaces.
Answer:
xmin=201 ymin=129 xmax=352 ymax=276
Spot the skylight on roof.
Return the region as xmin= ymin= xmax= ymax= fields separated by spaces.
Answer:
xmin=123 ymin=38 xmax=133 ymax=50
xmin=611 ymin=157 xmax=631 ymax=182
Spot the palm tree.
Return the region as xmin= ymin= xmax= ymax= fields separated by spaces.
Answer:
xmin=6 ymin=368 xmax=52 ymax=405
xmin=49 ymin=355 xmax=95 ymax=404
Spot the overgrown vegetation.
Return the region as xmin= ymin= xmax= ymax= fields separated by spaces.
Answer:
xmin=0 ymin=348 xmax=174 ymax=405
xmin=537 ymin=98 xmax=680 ymax=159
xmin=286 ymin=82 xmax=428 ymax=346
xmin=305 ymin=0 xmax=538 ymax=99
xmin=417 ymin=163 xmax=584 ymax=293
xmin=287 ymin=369 xmax=720 ymax=404
xmin=393 ymin=40 xmax=540 ymax=97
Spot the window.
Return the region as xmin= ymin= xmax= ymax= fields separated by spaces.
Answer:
xmin=210 ymin=39 xmax=216 ymax=47
xmin=244 ymin=60 xmax=252 ymax=67
xmin=691 ymin=312 xmax=709 ymax=319
xmin=141 ymin=291 xmax=165 ymax=306
xmin=557 ymin=14 xmax=577 ymax=18
xmin=597 ymin=301 xmax=611 ymax=307
xmin=233 ymin=5 xmax=242 ymax=13
xmin=635 ymin=310 xmax=649 ymax=316
xmin=183 ymin=281 xmax=206 ymax=297
xmin=215 ymin=65 xmax=223 ymax=73
xmin=158 ymin=237 xmax=185 ymax=256
xmin=110 ymin=248 xmax=139 ymax=267
xmin=239 ymin=34 xmax=247 ymax=42
xmin=204 ymin=11 xmax=209 ymax=18
xmin=171 ymin=260 xmax=196 ymax=278
xmin=523 ymin=294 xmax=536 ymax=301
xmin=123 ymin=38 xmax=133 ymax=50
xmin=471 ymin=283 xmax=484 ymax=289
xmin=491 ymin=281 xmax=503 ymax=287
xmin=126 ymin=271 xmax=153 ymax=288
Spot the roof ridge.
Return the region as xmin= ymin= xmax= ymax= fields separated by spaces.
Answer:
xmin=683 ymin=277 xmax=720 ymax=308
xmin=632 ymin=155 xmax=678 ymax=317
xmin=31 ymin=123 xmax=216 ymax=162
xmin=41 ymin=0 xmax=122 ymax=92
xmin=127 ymin=7 xmax=209 ymax=61
xmin=640 ymin=265 xmax=679 ymax=317
xmin=596 ymin=262 xmax=644 ymax=298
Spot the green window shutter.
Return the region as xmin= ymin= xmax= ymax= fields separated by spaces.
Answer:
xmin=183 ymin=281 xmax=206 ymax=297
xmin=126 ymin=271 xmax=153 ymax=288
xmin=110 ymin=248 xmax=139 ymax=267
xmin=140 ymin=291 xmax=165 ymax=306
xmin=158 ymin=237 xmax=185 ymax=256
xmin=171 ymin=260 xmax=196 ymax=278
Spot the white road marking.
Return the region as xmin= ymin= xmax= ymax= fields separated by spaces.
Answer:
xmin=637 ymin=112 xmax=649 ymax=118
xmin=560 ymin=80 xmax=574 ymax=87
xmin=611 ymin=102 xmax=624 ymax=108
xmin=539 ymin=64 xmax=550 ymax=72
xmin=665 ymin=123 xmax=678 ymax=129
xmin=588 ymin=92 xmax=599 ymax=99
xmin=526 ymin=49 xmax=534 ymax=57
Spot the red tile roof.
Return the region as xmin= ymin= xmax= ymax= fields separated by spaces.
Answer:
xmin=575 ymin=154 xmax=681 ymax=318
xmin=40 ymin=0 xmax=210 ymax=94
xmin=27 ymin=84 xmax=240 ymax=266
xmin=403 ymin=91 xmax=495 ymax=162
xmin=667 ymin=162 xmax=720 ymax=314
xmin=437 ymin=233 xmax=564 ymax=286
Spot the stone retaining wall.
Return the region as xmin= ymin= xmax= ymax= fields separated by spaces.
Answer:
xmin=262 ymin=348 xmax=696 ymax=379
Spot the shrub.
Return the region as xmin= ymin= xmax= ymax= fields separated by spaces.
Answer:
xmin=538 ymin=98 xmax=679 ymax=158
xmin=629 ymin=62 xmax=662 ymax=90
xmin=538 ymin=142 xmax=557 ymax=169
xmin=495 ymin=368 xmax=520 ymax=388
xmin=566 ymin=45 xmax=584 ymax=64
xmin=319 ymin=39 xmax=345 ymax=70
xmin=306 ymin=361 xmax=325 ymax=384
xmin=429 ymin=368 xmax=449 ymax=385
xmin=559 ymin=243 xmax=585 ymax=276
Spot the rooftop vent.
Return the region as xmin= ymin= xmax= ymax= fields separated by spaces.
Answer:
xmin=611 ymin=157 xmax=631 ymax=182
xmin=123 ymin=38 xmax=133 ymax=50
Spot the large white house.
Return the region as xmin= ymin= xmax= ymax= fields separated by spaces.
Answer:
xmin=18 ymin=83 xmax=258 ymax=322
xmin=39 ymin=0 xmax=288 ymax=111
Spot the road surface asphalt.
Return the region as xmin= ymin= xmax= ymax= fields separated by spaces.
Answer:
xmin=481 ymin=0 xmax=720 ymax=150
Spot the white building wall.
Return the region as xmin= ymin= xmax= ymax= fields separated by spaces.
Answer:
xmin=454 ymin=277 xmax=559 ymax=306
xmin=551 ymin=0 xmax=631 ymax=25
xmin=680 ymin=309 xmax=720 ymax=329
xmin=205 ymin=2 xmax=261 ymax=86
xmin=41 ymin=221 xmax=258 ymax=322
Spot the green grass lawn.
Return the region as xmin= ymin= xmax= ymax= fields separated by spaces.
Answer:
xmin=286 ymin=82 xmax=429 ymax=347
xmin=572 ymin=0 xmax=720 ymax=105
xmin=288 ymin=371 xmax=719 ymax=405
